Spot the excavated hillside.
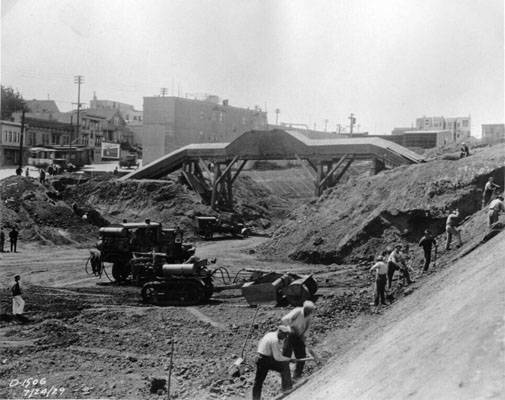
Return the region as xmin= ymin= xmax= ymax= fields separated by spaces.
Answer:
xmin=258 ymin=143 xmax=505 ymax=264
xmin=0 ymin=172 xmax=291 ymax=245
xmin=59 ymin=174 xmax=291 ymax=239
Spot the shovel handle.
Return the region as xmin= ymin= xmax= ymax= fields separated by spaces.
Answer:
xmin=240 ymin=306 xmax=260 ymax=359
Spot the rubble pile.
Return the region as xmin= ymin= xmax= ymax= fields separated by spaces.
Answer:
xmin=259 ymin=144 xmax=505 ymax=264
xmin=60 ymin=174 xmax=290 ymax=237
xmin=0 ymin=176 xmax=103 ymax=245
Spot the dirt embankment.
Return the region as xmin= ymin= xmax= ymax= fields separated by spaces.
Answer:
xmin=0 ymin=171 xmax=292 ymax=246
xmin=0 ymin=176 xmax=106 ymax=245
xmin=60 ymin=174 xmax=290 ymax=239
xmin=258 ymin=144 xmax=505 ymax=264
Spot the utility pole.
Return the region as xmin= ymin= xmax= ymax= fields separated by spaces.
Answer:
xmin=275 ymin=108 xmax=280 ymax=125
xmin=160 ymin=87 xmax=168 ymax=97
xmin=74 ymin=75 xmax=84 ymax=145
xmin=324 ymin=119 xmax=329 ymax=132
xmin=349 ymin=113 xmax=356 ymax=135
xmin=18 ymin=107 xmax=26 ymax=169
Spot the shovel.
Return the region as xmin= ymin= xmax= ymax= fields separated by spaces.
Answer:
xmin=229 ymin=306 xmax=260 ymax=376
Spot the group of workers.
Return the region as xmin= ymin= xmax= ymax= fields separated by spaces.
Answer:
xmin=0 ymin=226 xmax=19 ymax=253
xmin=369 ymin=176 xmax=504 ymax=312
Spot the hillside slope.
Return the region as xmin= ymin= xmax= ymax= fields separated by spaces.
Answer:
xmin=259 ymin=144 xmax=505 ymax=263
xmin=288 ymin=230 xmax=505 ymax=400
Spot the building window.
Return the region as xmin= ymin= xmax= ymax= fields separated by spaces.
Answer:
xmin=462 ymin=120 xmax=469 ymax=127
xmin=52 ymin=133 xmax=59 ymax=144
xmin=219 ymin=112 xmax=224 ymax=123
xmin=8 ymin=131 xmax=12 ymax=142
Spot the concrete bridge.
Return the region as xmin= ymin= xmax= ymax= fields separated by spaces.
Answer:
xmin=122 ymin=129 xmax=423 ymax=208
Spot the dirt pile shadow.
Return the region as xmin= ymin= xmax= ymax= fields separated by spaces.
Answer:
xmin=258 ymin=144 xmax=505 ymax=264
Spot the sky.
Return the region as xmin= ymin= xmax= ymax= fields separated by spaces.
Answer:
xmin=1 ymin=0 xmax=503 ymax=136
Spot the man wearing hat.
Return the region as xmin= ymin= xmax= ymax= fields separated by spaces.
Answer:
xmin=281 ymin=300 xmax=315 ymax=379
xmin=488 ymin=195 xmax=505 ymax=228
xmin=419 ymin=230 xmax=437 ymax=272
xmin=252 ymin=326 xmax=295 ymax=400
xmin=370 ymin=255 xmax=388 ymax=307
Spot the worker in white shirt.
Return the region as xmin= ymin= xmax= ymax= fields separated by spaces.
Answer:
xmin=488 ymin=195 xmax=505 ymax=228
xmin=482 ymin=177 xmax=500 ymax=208
xmin=370 ymin=255 xmax=388 ymax=307
xmin=252 ymin=326 xmax=295 ymax=400
xmin=281 ymin=300 xmax=315 ymax=379
xmin=387 ymin=245 xmax=412 ymax=289
xmin=445 ymin=209 xmax=462 ymax=250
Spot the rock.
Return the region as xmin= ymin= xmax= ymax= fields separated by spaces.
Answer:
xmin=128 ymin=355 xmax=138 ymax=362
xmin=150 ymin=378 xmax=166 ymax=394
xmin=404 ymin=287 xmax=414 ymax=296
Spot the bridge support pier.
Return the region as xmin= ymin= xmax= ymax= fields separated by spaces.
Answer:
xmin=371 ymin=158 xmax=386 ymax=175
xmin=314 ymin=155 xmax=354 ymax=196
xmin=210 ymin=157 xmax=244 ymax=210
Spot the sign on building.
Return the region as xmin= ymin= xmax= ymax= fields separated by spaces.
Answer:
xmin=101 ymin=142 xmax=120 ymax=159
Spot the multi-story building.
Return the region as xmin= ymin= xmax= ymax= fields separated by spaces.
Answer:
xmin=400 ymin=130 xmax=454 ymax=149
xmin=90 ymin=94 xmax=143 ymax=125
xmin=0 ymin=120 xmax=23 ymax=166
xmin=415 ymin=115 xmax=471 ymax=142
xmin=24 ymin=117 xmax=74 ymax=148
xmin=482 ymin=124 xmax=505 ymax=143
xmin=143 ymin=95 xmax=268 ymax=164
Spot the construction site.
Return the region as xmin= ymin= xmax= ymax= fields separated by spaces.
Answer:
xmin=1 ymin=130 xmax=504 ymax=400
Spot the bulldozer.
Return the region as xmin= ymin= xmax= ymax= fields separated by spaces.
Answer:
xmin=92 ymin=220 xmax=195 ymax=283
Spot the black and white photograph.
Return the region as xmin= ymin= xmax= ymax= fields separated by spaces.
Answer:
xmin=1 ymin=1 xmax=504 ymax=399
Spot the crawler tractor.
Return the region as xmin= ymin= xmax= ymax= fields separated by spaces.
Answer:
xmin=141 ymin=258 xmax=216 ymax=306
xmin=92 ymin=220 xmax=195 ymax=283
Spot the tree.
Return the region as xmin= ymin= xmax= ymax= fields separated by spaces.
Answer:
xmin=1 ymin=85 xmax=27 ymax=120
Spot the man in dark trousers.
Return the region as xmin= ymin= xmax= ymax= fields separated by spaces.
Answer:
xmin=419 ymin=230 xmax=437 ymax=272
xmin=252 ymin=326 xmax=295 ymax=400
xmin=39 ymin=168 xmax=46 ymax=184
xmin=281 ymin=300 xmax=315 ymax=379
xmin=370 ymin=255 xmax=388 ymax=308
xmin=387 ymin=245 xmax=412 ymax=288
xmin=445 ymin=209 xmax=462 ymax=250
xmin=9 ymin=227 xmax=19 ymax=252
xmin=0 ymin=227 xmax=5 ymax=252
xmin=482 ymin=177 xmax=500 ymax=208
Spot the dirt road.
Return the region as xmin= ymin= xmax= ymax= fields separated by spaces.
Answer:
xmin=287 ymin=231 xmax=505 ymax=400
xmin=0 ymin=236 xmax=375 ymax=399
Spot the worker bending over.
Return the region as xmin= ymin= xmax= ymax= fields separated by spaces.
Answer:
xmin=488 ymin=195 xmax=505 ymax=228
xmin=419 ymin=230 xmax=437 ymax=272
xmin=252 ymin=326 xmax=295 ymax=400
xmin=281 ymin=300 xmax=315 ymax=379
xmin=387 ymin=245 xmax=412 ymax=288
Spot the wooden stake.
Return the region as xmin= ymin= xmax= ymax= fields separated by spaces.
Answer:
xmin=167 ymin=339 xmax=174 ymax=400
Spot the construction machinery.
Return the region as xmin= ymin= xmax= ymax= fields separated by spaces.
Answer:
xmin=141 ymin=258 xmax=216 ymax=306
xmin=92 ymin=220 xmax=195 ymax=283
xmin=141 ymin=264 xmax=318 ymax=307
xmin=241 ymin=270 xmax=318 ymax=307
xmin=196 ymin=215 xmax=251 ymax=240
xmin=119 ymin=153 xmax=139 ymax=169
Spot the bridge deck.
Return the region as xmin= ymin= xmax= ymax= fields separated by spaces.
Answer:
xmin=122 ymin=129 xmax=423 ymax=180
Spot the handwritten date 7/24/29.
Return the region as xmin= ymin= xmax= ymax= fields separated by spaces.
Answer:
xmin=9 ymin=377 xmax=66 ymax=398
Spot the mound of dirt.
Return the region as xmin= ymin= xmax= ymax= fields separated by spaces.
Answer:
xmin=0 ymin=176 xmax=106 ymax=245
xmin=59 ymin=174 xmax=290 ymax=239
xmin=258 ymin=143 xmax=505 ymax=264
